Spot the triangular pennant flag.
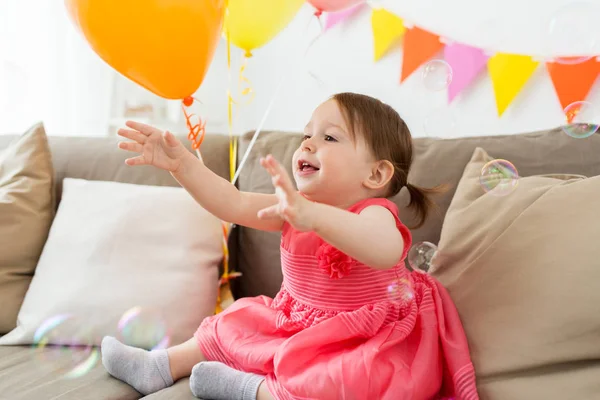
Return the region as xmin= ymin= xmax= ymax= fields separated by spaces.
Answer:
xmin=371 ymin=8 xmax=405 ymax=62
xmin=400 ymin=27 xmax=444 ymax=82
xmin=546 ymin=58 xmax=600 ymax=111
xmin=324 ymin=3 xmax=365 ymax=31
xmin=488 ymin=54 xmax=539 ymax=116
xmin=444 ymin=42 xmax=489 ymax=102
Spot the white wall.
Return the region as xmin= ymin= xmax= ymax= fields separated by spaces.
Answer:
xmin=0 ymin=0 xmax=114 ymax=136
xmin=218 ymin=0 xmax=600 ymax=138
xmin=3 ymin=0 xmax=599 ymax=137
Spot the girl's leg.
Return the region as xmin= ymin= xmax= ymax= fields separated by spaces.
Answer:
xmin=101 ymin=335 xmax=204 ymax=395
xmin=167 ymin=337 xmax=206 ymax=381
xmin=257 ymin=381 xmax=275 ymax=400
xmin=190 ymin=361 xmax=269 ymax=400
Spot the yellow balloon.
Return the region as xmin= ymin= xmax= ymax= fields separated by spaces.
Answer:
xmin=224 ymin=0 xmax=305 ymax=56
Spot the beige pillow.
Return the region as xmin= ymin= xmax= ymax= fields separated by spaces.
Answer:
xmin=0 ymin=178 xmax=223 ymax=348
xmin=430 ymin=147 xmax=600 ymax=399
xmin=0 ymin=123 xmax=55 ymax=334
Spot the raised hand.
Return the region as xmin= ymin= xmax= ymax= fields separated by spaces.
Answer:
xmin=257 ymin=154 xmax=315 ymax=232
xmin=117 ymin=121 xmax=191 ymax=172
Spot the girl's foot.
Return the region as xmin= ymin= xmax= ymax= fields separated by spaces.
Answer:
xmin=101 ymin=336 xmax=173 ymax=395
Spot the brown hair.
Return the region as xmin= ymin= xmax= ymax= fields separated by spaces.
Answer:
xmin=332 ymin=92 xmax=446 ymax=229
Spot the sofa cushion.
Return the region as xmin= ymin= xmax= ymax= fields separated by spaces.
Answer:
xmin=430 ymin=147 xmax=600 ymax=399
xmin=234 ymin=127 xmax=600 ymax=298
xmin=0 ymin=345 xmax=140 ymax=400
xmin=0 ymin=123 xmax=55 ymax=334
xmin=0 ymin=178 xmax=223 ymax=348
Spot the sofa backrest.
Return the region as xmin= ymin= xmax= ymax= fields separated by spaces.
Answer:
xmin=232 ymin=127 xmax=600 ymax=298
xmin=2 ymin=126 xmax=600 ymax=299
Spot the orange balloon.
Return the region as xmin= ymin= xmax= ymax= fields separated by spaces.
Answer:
xmin=65 ymin=0 xmax=226 ymax=99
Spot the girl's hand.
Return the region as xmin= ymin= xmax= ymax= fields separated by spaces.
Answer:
xmin=257 ymin=155 xmax=316 ymax=232
xmin=117 ymin=121 xmax=191 ymax=173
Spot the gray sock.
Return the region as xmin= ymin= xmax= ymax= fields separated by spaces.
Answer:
xmin=101 ymin=336 xmax=174 ymax=395
xmin=189 ymin=361 xmax=264 ymax=400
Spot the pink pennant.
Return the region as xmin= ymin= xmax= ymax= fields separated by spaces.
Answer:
xmin=444 ymin=42 xmax=489 ymax=102
xmin=323 ymin=3 xmax=365 ymax=31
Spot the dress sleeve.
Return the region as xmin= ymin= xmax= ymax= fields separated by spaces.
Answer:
xmin=350 ymin=198 xmax=413 ymax=262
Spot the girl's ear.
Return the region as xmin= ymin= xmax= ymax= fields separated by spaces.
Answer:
xmin=364 ymin=160 xmax=394 ymax=191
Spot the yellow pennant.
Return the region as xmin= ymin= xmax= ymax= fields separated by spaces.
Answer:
xmin=488 ymin=54 xmax=539 ymax=116
xmin=371 ymin=8 xmax=405 ymax=62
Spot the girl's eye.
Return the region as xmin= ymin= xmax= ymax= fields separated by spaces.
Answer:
xmin=324 ymin=135 xmax=337 ymax=142
xmin=303 ymin=135 xmax=311 ymax=141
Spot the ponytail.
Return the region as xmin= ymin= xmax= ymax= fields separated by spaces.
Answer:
xmin=405 ymin=183 xmax=447 ymax=229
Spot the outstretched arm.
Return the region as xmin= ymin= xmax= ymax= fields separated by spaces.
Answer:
xmin=257 ymin=155 xmax=404 ymax=269
xmin=172 ymin=152 xmax=283 ymax=231
xmin=119 ymin=120 xmax=283 ymax=231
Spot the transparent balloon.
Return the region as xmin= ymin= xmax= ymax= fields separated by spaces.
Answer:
xmin=422 ymin=60 xmax=453 ymax=91
xmin=387 ymin=278 xmax=414 ymax=302
xmin=118 ymin=307 xmax=170 ymax=350
xmin=479 ymin=159 xmax=519 ymax=196
xmin=408 ymin=241 xmax=438 ymax=273
xmin=562 ymin=101 xmax=599 ymax=139
xmin=32 ymin=314 xmax=99 ymax=379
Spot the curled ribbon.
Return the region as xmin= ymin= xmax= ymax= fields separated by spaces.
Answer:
xmin=181 ymin=97 xmax=206 ymax=150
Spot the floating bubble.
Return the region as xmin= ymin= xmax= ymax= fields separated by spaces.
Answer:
xmin=32 ymin=314 xmax=99 ymax=379
xmin=387 ymin=278 xmax=414 ymax=302
xmin=563 ymin=101 xmax=599 ymax=139
xmin=422 ymin=60 xmax=453 ymax=91
xmin=118 ymin=307 xmax=170 ymax=350
xmin=546 ymin=2 xmax=599 ymax=63
xmin=408 ymin=242 xmax=438 ymax=273
xmin=479 ymin=159 xmax=519 ymax=196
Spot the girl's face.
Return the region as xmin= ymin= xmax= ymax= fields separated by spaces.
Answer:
xmin=292 ymin=99 xmax=377 ymax=207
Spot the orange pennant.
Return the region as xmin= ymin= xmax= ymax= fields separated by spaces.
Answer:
xmin=546 ymin=58 xmax=600 ymax=111
xmin=400 ymin=26 xmax=444 ymax=82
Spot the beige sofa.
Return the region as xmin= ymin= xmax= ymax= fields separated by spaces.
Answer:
xmin=1 ymin=125 xmax=599 ymax=400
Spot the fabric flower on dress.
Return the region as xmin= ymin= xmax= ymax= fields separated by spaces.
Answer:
xmin=316 ymin=242 xmax=354 ymax=279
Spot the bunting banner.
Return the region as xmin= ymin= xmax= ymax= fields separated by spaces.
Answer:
xmin=546 ymin=58 xmax=600 ymax=111
xmin=323 ymin=4 xmax=600 ymax=119
xmin=371 ymin=8 xmax=405 ymax=62
xmin=400 ymin=26 xmax=445 ymax=82
xmin=323 ymin=3 xmax=365 ymax=31
xmin=488 ymin=54 xmax=539 ymax=116
xmin=444 ymin=43 xmax=489 ymax=102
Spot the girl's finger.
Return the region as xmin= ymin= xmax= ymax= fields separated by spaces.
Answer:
xmin=125 ymin=120 xmax=160 ymax=136
xmin=257 ymin=204 xmax=280 ymax=220
xmin=117 ymin=128 xmax=146 ymax=144
xmin=272 ymin=168 xmax=296 ymax=198
xmin=118 ymin=141 xmax=144 ymax=154
xmin=260 ymin=156 xmax=277 ymax=177
xmin=124 ymin=155 xmax=147 ymax=166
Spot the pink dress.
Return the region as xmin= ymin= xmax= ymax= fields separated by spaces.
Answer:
xmin=195 ymin=198 xmax=478 ymax=400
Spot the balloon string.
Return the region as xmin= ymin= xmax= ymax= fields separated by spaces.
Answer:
xmin=181 ymin=102 xmax=206 ymax=150
xmin=232 ymin=12 xmax=321 ymax=185
xmin=218 ymin=26 xmax=239 ymax=295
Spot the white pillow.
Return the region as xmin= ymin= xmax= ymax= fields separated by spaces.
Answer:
xmin=0 ymin=178 xmax=223 ymax=349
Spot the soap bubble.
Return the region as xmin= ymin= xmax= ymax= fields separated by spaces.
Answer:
xmin=387 ymin=278 xmax=414 ymax=302
xmin=32 ymin=314 xmax=99 ymax=379
xmin=479 ymin=159 xmax=519 ymax=196
xmin=563 ymin=101 xmax=599 ymax=139
xmin=118 ymin=307 xmax=170 ymax=350
xmin=422 ymin=60 xmax=453 ymax=91
xmin=546 ymin=2 xmax=599 ymax=64
xmin=408 ymin=241 xmax=438 ymax=273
